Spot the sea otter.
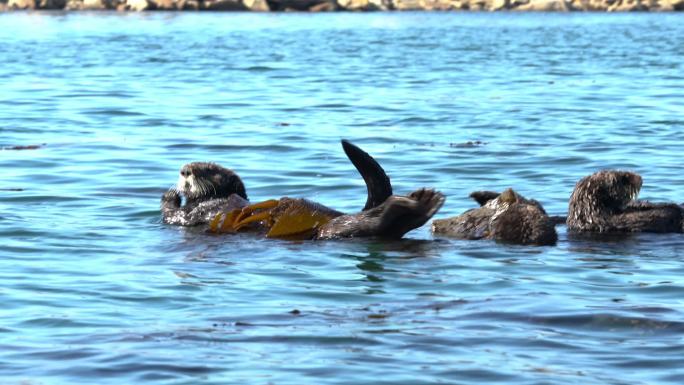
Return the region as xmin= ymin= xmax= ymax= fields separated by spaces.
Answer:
xmin=162 ymin=140 xmax=445 ymax=240
xmin=567 ymin=170 xmax=684 ymax=233
xmin=431 ymin=188 xmax=558 ymax=246
xmin=161 ymin=162 xmax=249 ymax=226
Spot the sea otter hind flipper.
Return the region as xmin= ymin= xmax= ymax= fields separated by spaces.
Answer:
xmin=375 ymin=188 xmax=446 ymax=238
xmin=341 ymin=140 xmax=393 ymax=211
xmin=315 ymin=188 xmax=445 ymax=240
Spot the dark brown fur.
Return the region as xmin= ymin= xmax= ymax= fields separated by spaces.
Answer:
xmin=161 ymin=162 xmax=248 ymax=226
xmin=162 ymin=142 xmax=445 ymax=239
xmin=317 ymin=188 xmax=445 ymax=239
xmin=567 ymin=170 xmax=683 ymax=233
xmin=432 ymin=188 xmax=557 ymax=246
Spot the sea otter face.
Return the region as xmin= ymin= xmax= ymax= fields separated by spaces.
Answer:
xmin=177 ymin=164 xmax=199 ymax=197
xmin=176 ymin=162 xmax=247 ymax=201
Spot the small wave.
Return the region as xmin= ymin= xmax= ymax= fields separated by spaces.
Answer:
xmin=84 ymin=108 xmax=146 ymax=117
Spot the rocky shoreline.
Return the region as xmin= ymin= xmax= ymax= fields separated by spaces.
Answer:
xmin=1 ymin=0 xmax=683 ymax=13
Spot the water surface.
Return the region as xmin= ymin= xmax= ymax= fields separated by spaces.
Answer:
xmin=1 ymin=11 xmax=684 ymax=385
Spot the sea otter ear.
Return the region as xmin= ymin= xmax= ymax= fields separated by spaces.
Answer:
xmin=161 ymin=189 xmax=182 ymax=208
xmin=341 ymin=140 xmax=392 ymax=211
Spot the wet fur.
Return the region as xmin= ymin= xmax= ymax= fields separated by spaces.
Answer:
xmin=432 ymin=188 xmax=557 ymax=246
xmin=317 ymin=188 xmax=445 ymax=239
xmin=161 ymin=142 xmax=444 ymax=239
xmin=161 ymin=162 xmax=248 ymax=226
xmin=567 ymin=170 xmax=684 ymax=233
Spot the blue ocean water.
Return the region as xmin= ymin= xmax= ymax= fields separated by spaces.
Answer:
xmin=1 ymin=11 xmax=684 ymax=385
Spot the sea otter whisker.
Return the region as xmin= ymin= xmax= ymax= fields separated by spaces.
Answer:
xmin=196 ymin=178 xmax=211 ymax=199
xmin=195 ymin=179 xmax=205 ymax=198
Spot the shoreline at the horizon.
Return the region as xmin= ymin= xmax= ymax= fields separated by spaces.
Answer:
xmin=2 ymin=0 xmax=683 ymax=13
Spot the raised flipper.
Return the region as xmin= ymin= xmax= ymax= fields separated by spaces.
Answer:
xmin=316 ymin=188 xmax=446 ymax=239
xmin=208 ymin=140 xmax=436 ymax=240
xmin=341 ymin=140 xmax=392 ymax=211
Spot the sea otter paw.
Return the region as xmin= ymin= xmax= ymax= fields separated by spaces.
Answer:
xmin=408 ymin=188 xmax=446 ymax=217
xmin=161 ymin=189 xmax=182 ymax=208
xmin=408 ymin=187 xmax=436 ymax=202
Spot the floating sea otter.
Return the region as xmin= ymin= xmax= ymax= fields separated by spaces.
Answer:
xmin=161 ymin=162 xmax=249 ymax=226
xmin=567 ymin=170 xmax=684 ymax=233
xmin=161 ymin=140 xmax=445 ymax=240
xmin=431 ymin=188 xmax=558 ymax=246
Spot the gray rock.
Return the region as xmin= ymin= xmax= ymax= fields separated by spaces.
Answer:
xmin=202 ymin=0 xmax=248 ymax=10
xmin=8 ymin=0 xmax=37 ymax=9
xmin=243 ymin=0 xmax=270 ymax=10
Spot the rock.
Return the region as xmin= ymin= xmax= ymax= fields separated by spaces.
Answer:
xmin=606 ymin=0 xmax=647 ymax=10
xmin=8 ymin=0 xmax=36 ymax=9
xmin=391 ymin=0 xmax=421 ymax=9
xmin=447 ymin=0 xmax=474 ymax=8
xmin=65 ymin=0 xmax=109 ymax=9
xmin=202 ymin=0 xmax=248 ymax=9
xmin=243 ymin=0 xmax=270 ymax=10
xmin=337 ymin=0 xmax=388 ymax=9
xmin=267 ymin=0 xmax=333 ymax=10
xmin=126 ymin=0 xmax=153 ymax=9
xmin=309 ymin=0 xmax=336 ymax=9
xmin=491 ymin=0 xmax=529 ymax=8
xmin=466 ymin=0 xmax=488 ymax=9
xmin=647 ymin=0 xmax=672 ymax=10
xmin=177 ymin=0 xmax=199 ymax=8
xmin=38 ymin=0 xmax=66 ymax=8
xmin=420 ymin=0 xmax=462 ymax=9
xmin=489 ymin=0 xmax=509 ymax=9
xmin=565 ymin=0 xmax=599 ymax=10
xmin=154 ymin=0 xmax=178 ymax=8
xmin=514 ymin=0 xmax=571 ymax=10
xmin=84 ymin=0 xmax=109 ymax=7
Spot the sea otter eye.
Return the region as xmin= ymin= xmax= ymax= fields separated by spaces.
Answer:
xmin=180 ymin=169 xmax=191 ymax=177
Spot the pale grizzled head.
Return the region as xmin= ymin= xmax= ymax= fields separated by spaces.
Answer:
xmin=176 ymin=162 xmax=247 ymax=202
xmin=485 ymin=188 xmax=521 ymax=220
xmin=567 ymin=170 xmax=642 ymax=232
xmin=485 ymin=188 xmax=547 ymax=216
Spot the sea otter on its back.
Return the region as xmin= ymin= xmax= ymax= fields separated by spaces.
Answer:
xmin=161 ymin=141 xmax=445 ymax=240
xmin=431 ymin=188 xmax=558 ymax=246
xmin=567 ymin=170 xmax=684 ymax=233
xmin=161 ymin=162 xmax=249 ymax=226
